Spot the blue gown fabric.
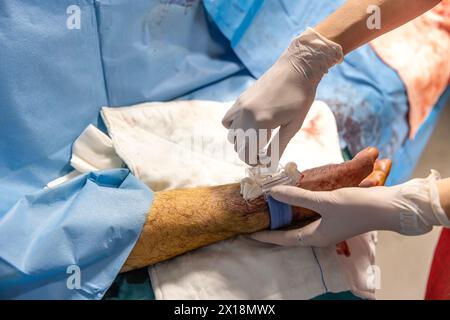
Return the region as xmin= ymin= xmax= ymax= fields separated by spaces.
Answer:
xmin=0 ymin=169 xmax=153 ymax=299
xmin=0 ymin=0 xmax=447 ymax=299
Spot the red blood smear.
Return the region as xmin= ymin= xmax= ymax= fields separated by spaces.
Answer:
xmin=336 ymin=241 xmax=351 ymax=257
xmin=302 ymin=113 xmax=322 ymax=138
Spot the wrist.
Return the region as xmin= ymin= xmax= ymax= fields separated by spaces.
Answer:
xmin=306 ymin=28 xmax=344 ymax=65
xmin=287 ymin=28 xmax=343 ymax=79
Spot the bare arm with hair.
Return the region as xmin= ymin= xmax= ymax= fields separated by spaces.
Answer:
xmin=121 ymin=147 xmax=391 ymax=272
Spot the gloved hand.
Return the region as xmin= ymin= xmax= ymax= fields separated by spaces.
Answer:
xmin=222 ymin=28 xmax=343 ymax=165
xmin=251 ymin=171 xmax=450 ymax=247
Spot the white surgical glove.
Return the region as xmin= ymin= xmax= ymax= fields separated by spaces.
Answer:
xmin=251 ymin=170 xmax=450 ymax=247
xmin=222 ymin=28 xmax=343 ymax=165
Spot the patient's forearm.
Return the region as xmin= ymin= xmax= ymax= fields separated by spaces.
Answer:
xmin=122 ymin=183 xmax=270 ymax=272
xmin=122 ymin=147 xmax=390 ymax=272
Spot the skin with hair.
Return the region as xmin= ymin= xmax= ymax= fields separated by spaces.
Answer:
xmin=121 ymin=147 xmax=391 ymax=272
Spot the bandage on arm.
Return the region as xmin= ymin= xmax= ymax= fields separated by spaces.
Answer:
xmin=121 ymin=147 xmax=391 ymax=272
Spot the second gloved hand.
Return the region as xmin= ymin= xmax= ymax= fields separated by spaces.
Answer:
xmin=222 ymin=28 xmax=343 ymax=165
xmin=251 ymin=171 xmax=450 ymax=247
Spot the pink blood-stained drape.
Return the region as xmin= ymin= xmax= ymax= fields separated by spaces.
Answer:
xmin=371 ymin=0 xmax=450 ymax=138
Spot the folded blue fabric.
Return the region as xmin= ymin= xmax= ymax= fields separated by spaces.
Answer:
xmin=0 ymin=169 xmax=153 ymax=300
xmin=0 ymin=0 xmax=245 ymax=216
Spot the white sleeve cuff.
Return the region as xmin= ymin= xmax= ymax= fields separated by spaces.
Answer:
xmin=429 ymin=170 xmax=450 ymax=228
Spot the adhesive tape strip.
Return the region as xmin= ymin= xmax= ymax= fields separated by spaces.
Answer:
xmin=267 ymin=196 xmax=293 ymax=230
